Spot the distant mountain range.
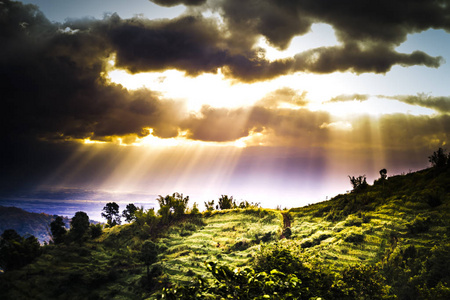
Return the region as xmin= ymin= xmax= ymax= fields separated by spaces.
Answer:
xmin=0 ymin=206 xmax=71 ymax=243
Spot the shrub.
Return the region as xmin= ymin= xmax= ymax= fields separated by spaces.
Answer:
xmin=282 ymin=227 xmax=292 ymax=238
xmin=407 ymin=215 xmax=432 ymax=234
xmin=90 ymin=223 xmax=103 ymax=239
xmin=231 ymin=239 xmax=251 ymax=251
xmin=301 ymin=239 xmax=313 ymax=248
xmin=344 ymin=232 xmax=365 ymax=244
xmin=345 ymin=216 xmax=362 ymax=227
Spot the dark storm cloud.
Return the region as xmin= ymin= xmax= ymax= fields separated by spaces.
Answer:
xmin=293 ymin=44 xmax=442 ymax=74
xmin=150 ymin=0 xmax=207 ymax=7
xmin=92 ymin=13 xmax=295 ymax=82
xmin=212 ymin=0 xmax=450 ymax=47
xmin=156 ymin=0 xmax=448 ymax=78
xmin=101 ymin=14 xmax=228 ymax=75
xmin=3 ymin=0 xmax=450 ymax=146
xmin=387 ymin=94 xmax=450 ymax=114
xmin=1 ymin=1 xmax=181 ymax=144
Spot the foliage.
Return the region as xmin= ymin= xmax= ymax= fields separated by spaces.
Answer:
xmin=159 ymin=262 xmax=304 ymax=299
xmin=282 ymin=227 xmax=292 ymax=238
xmin=140 ymin=240 xmax=158 ymax=281
xmin=344 ymin=232 xmax=365 ymax=244
xmin=122 ymin=203 xmax=138 ymax=222
xmin=50 ymin=216 xmax=67 ymax=244
xmin=69 ymin=211 xmax=90 ymax=242
xmin=190 ymin=202 xmax=200 ymax=215
xmin=380 ymin=168 xmax=388 ymax=180
xmin=89 ymin=223 xmax=103 ymax=238
xmin=135 ymin=207 xmax=159 ymax=237
xmin=349 ymin=175 xmax=369 ymax=193
xmin=217 ymin=195 xmax=234 ymax=210
xmin=336 ymin=264 xmax=389 ymax=300
xmin=0 ymin=229 xmax=41 ymax=271
xmin=382 ymin=242 xmax=450 ymax=300
xmin=429 ymin=147 xmax=449 ymax=169
xmin=102 ymin=202 xmax=121 ymax=227
xmin=406 ymin=215 xmax=432 ymax=234
xmin=204 ymin=200 xmax=215 ymax=212
xmin=1 ymin=161 xmax=449 ymax=299
xmin=157 ymin=192 xmax=189 ymax=223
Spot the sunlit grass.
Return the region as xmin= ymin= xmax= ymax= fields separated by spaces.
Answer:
xmin=154 ymin=209 xmax=283 ymax=283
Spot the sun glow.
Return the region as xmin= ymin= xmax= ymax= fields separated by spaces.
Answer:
xmin=107 ymin=68 xmax=275 ymax=111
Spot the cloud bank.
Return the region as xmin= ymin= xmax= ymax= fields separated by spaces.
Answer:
xmin=1 ymin=1 xmax=449 ymax=193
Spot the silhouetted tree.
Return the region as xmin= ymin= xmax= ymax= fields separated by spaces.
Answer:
xmin=204 ymin=200 xmax=215 ymax=212
xmin=140 ymin=240 xmax=158 ymax=281
xmin=428 ymin=147 xmax=448 ymax=168
xmin=70 ymin=211 xmax=90 ymax=242
xmin=50 ymin=216 xmax=67 ymax=244
xmin=102 ymin=202 xmax=121 ymax=227
xmin=379 ymin=168 xmax=387 ymax=180
xmin=0 ymin=229 xmax=41 ymax=271
xmin=172 ymin=193 xmax=189 ymax=218
xmin=157 ymin=193 xmax=189 ymax=223
xmin=122 ymin=203 xmax=138 ymax=223
xmin=348 ymin=175 xmax=368 ymax=193
xmin=218 ymin=195 xmax=234 ymax=210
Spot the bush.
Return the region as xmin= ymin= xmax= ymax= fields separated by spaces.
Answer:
xmin=231 ymin=239 xmax=251 ymax=251
xmin=90 ymin=224 xmax=103 ymax=239
xmin=344 ymin=232 xmax=365 ymax=244
xmin=407 ymin=215 xmax=432 ymax=234
xmin=301 ymin=239 xmax=314 ymax=248
xmin=282 ymin=227 xmax=292 ymax=238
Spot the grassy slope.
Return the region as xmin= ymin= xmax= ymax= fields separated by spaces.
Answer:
xmin=0 ymin=167 xmax=449 ymax=299
xmin=288 ymin=167 xmax=450 ymax=272
xmin=157 ymin=209 xmax=283 ymax=284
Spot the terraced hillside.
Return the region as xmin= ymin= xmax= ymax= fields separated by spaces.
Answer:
xmin=286 ymin=167 xmax=450 ymax=273
xmin=156 ymin=209 xmax=283 ymax=284
xmin=1 ymin=166 xmax=449 ymax=299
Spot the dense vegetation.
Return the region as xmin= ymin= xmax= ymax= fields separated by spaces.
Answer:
xmin=1 ymin=149 xmax=450 ymax=299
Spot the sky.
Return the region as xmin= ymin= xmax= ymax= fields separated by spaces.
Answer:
xmin=2 ymin=0 xmax=450 ymax=218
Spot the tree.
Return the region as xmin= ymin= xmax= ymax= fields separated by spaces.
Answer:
xmin=348 ymin=175 xmax=368 ymax=193
xmin=379 ymin=168 xmax=387 ymax=180
xmin=135 ymin=207 xmax=159 ymax=236
xmin=70 ymin=211 xmax=90 ymax=242
xmin=429 ymin=147 xmax=448 ymax=168
xmin=172 ymin=193 xmax=189 ymax=218
xmin=190 ymin=202 xmax=200 ymax=215
xmin=204 ymin=200 xmax=215 ymax=212
xmin=90 ymin=223 xmax=103 ymax=238
xmin=102 ymin=202 xmax=121 ymax=227
xmin=140 ymin=240 xmax=158 ymax=280
xmin=50 ymin=216 xmax=67 ymax=244
xmin=122 ymin=203 xmax=138 ymax=223
xmin=157 ymin=193 xmax=189 ymax=223
xmin=218 ymin=195 xmax=234 ymax=210
xmin=0 ymin=229 xmax=41 ymax=271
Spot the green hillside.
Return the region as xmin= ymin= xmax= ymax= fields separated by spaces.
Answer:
xmin=1 ymin=164 xmax=449 ymax=299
